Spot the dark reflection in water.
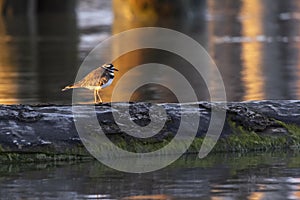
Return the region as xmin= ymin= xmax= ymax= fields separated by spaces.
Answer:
xmin=0 ymin=14 xmax=79 ymax=104
xmin=0 ymin=0 xmax=300 ymax=104
xmin=0 ymin=152 xmax=299 ymax=199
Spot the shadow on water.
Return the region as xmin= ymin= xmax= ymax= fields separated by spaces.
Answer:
xmin=0 ymin=151 xmax=300 ymax=199
xmin=0 ymin=0 xmax=300 ymax=104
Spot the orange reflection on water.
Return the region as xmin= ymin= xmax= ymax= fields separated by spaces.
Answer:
xmin=122 ymin=194 xmax=172 ymax=200
xmin=113 ymin=0 xmax=159 ymax=24
xmin=248 ymin=191 xmax=264 ymax=200
xmin=110 ymin=2 xmax=147 ymax=102
xmin=290 ymin=186 xmax=300 ymax=199
xmin=109 ymin=52 xmax=143 ymax=102
xmin=240 ymin=0 xmax=265 ymax=100
xmin=0 ymin=17 xmax=19 ymax=104
xmin=211 ymin=197 xmax=227 ymax=200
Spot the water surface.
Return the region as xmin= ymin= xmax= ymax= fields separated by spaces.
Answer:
xmin=1 ymin=1 xmax=300 ymax=199
xmin=0 ymin=0 xmax=300 ymax=104
xmin=0 ymin=152 xmax=299 ymax=199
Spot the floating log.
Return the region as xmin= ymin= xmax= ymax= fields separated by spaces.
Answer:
xmin=0 ymin=101 xmax=300 ymax=162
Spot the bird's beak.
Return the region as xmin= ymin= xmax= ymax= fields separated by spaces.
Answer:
xmin=113 ymin=68 xmax=119 ymax=71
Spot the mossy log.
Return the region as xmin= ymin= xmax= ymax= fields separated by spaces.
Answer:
xmin=0 ymin=101 xmax=300 ymax=162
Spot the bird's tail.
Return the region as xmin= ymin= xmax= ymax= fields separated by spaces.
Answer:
xmin=62 ymin=84 xmax=75 ymax=91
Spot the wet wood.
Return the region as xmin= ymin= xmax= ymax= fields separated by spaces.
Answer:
xmin=0 ymin=101 xmax=299 ymax=156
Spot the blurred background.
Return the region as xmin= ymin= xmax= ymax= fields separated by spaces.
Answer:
xmin=0 ymin=0 xmax=300 ymax=104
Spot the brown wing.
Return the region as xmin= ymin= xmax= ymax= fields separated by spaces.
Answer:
xmin=73 ymin=67 xmax=110 ymax=88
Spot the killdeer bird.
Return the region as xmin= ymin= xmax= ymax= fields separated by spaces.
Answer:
xmin=62 ymin=63 xmax=118 ymax=103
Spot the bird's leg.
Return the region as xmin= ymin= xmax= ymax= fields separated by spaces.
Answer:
xmin=96 ymin=89 xmax=102 ymax=103
xmin=93 ymin=90 xmax=98 ymax=103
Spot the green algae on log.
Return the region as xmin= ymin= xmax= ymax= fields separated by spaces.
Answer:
xmin=0 ymin=101 xmax=300 ymax=162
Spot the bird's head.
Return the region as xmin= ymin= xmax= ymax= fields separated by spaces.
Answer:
xmin=101 ymin=63 xmax=118 ymax=72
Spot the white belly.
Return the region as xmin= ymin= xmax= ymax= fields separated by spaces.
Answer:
xmin=101 ymin=78 xmax=113 ymax=89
